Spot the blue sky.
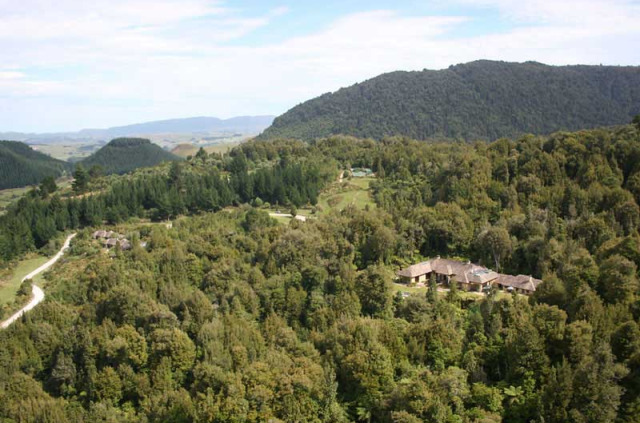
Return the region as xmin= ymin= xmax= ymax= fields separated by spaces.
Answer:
xmin=0 ymin=0 xmax=639 ymax=132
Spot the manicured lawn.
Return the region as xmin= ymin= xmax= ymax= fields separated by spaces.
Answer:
xmin=0 ymin=255 xmax=48 ymax=306
xmin=391 ymin=283 xmax=429 ymax=295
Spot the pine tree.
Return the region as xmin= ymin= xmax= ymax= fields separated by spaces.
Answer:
xmin=39 ymin=176 xmax=57 ymax=197
xmin=72 ymin=164 xmax=89 ymax=194
xmin=427 ymin=272 xmax=438 ymax=304
xmin=195 ymin=147 xmax=208 ymax=163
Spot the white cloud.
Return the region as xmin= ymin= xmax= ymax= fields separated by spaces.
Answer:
xmin=0 ymin=0 xmax=639 ymax=131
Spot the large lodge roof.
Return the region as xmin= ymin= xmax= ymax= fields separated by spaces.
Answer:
xmin=397 ymin=257 xmax=541 ymax=292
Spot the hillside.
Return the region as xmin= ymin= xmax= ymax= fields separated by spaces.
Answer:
xmin=0 ymin=141 xmax=70 ymax=189
xmin=260 ymin=60 xmax=640 ymax=141
xmin=80 ymin=137 xmax=181 ymax=175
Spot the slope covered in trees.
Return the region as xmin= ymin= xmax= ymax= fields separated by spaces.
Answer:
xmin=0 ymin=141 xmax=70 ymax=189
xmin=80 ymin=138 xmax=181 ymax=175
xmin=260 ymin=60 xmax=640 ymax=141
xmin=1 ymin=124 xmax=640 ymax=422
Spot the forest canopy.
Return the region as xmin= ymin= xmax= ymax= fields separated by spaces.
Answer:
xmin=1 ymin=123 xmax=640 ymax=422
xmin=80 ymin=137 xmax=181 ymax=175
xmin=0 ymin=141 xmax=71 ymax=189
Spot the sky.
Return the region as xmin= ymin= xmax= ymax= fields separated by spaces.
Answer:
xmin=0 ymin=0 xmax=639 ymax=132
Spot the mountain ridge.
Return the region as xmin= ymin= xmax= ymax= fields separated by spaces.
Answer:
xmin=259 ymin=60 xmax=640 ymax=141
xmin=1 ymin=115 xmax=275 ymax=144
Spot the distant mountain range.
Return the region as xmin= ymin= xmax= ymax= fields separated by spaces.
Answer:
xmin=80 ymin=138 xmax=181 ymax=175
xmin=0 ymin=141 xmax=71 ymax=189
xmin=1 ymin=115 xmax=275 ymax=144
xmin=259 ymin=60 xmax=640 ymax=141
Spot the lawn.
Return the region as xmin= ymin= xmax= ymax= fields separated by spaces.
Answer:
xmin=316 ymin=176 xmax=376 ymax=215
xmin=0 ymin=255 xmax=48 ymax=306
xmin=261 ymin=175 xmax=376 ymax=225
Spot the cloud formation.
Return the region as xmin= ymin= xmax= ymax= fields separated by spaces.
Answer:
xmin=0 ymin=0 xmax=639 ymax=131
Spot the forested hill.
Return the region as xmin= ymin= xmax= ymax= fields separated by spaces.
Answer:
xmin=0 ymin=141 xmax=70 ymax=189
xmin=259 ymin=60 xmax=640 ymax=141
xmin=80 ymin=137 xmax=181 ymax=175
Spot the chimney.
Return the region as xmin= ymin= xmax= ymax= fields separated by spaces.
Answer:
xmin=436 ymin=255 xmax=440 ymax=260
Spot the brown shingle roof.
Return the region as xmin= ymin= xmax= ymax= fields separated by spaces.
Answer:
xmin=452 ymin=267 xmax=500 ymax=284
xmin=397 ymin=261 xmax=432 ymax=278
xmin=496 ymin=274 xmax=542 ymax=292
xmin=397 ymin=257 xmax=499 ymax=284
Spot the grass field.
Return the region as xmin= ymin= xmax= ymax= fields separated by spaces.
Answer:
xmin=0 ymin=255 xmax=48 ymax=306
xmin=316 ymin=176 xmax=376 ymax=215
xmin=33 ymin=143 xmax=100 ymax=161
xmin=263 ymin=175 xmax=377 ymax=225
xmin=0 ymin=186 xmax=33 ymax=215
xmin=0 ymin=177 xmax=74 ymax=216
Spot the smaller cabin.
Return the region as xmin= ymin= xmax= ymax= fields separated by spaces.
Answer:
xmin=495 ymin=274 xmax=542 ymax=295
xmin=92 ymin=230 xmax=108 ymax=239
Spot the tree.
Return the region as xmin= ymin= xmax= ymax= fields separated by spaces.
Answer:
xmin=633 ymin=114 xmax=640 ymax=131
xmin=40 ymin=176 xmax=57 ymax=196
xmin=195 ymin=147 xmax=208 ymax=163
xmin=427 ymin=272 xmax=438 ymax=304
xmin=72 ymin=164 xmax=89 ymax=194
xmin=88 ymin=164 xmax=104 ymax=178
xmin=169 ymin=161 xmax=183 ymax=187
xmin=355 ymin=265 xmax=393 ymax=318
xmin=150 ymin=328 xmax=196 ymax=376
xmin=94 ymin=367 xmax=123 ymax=404
xmin=446 ymin=278 xmax=460 ymax=305
xmin=477 ymin=226 xmax=512 ymax=271
xmin=570 ymin=343 xmax=626 ymax=423
xmin=598 ymin=255 xmax=638 ymax=304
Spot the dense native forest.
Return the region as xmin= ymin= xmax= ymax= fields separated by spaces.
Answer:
xmin=0 ymin=141 xmax=71 ymax=189
xmin=80 ymin=138 xmax=181 ymax=175
xmin=259 ymin=61 xmax=640 ymax=141
xmin=1 ymin=122 xmax=640 ymax=422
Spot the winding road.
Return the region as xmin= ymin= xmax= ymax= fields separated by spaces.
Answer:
xmin=0 ymin=233 xmax=76 ymax=329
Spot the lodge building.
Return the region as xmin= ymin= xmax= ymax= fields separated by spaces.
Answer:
xmin=397 ymin=256 xmax=541 ymax=295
